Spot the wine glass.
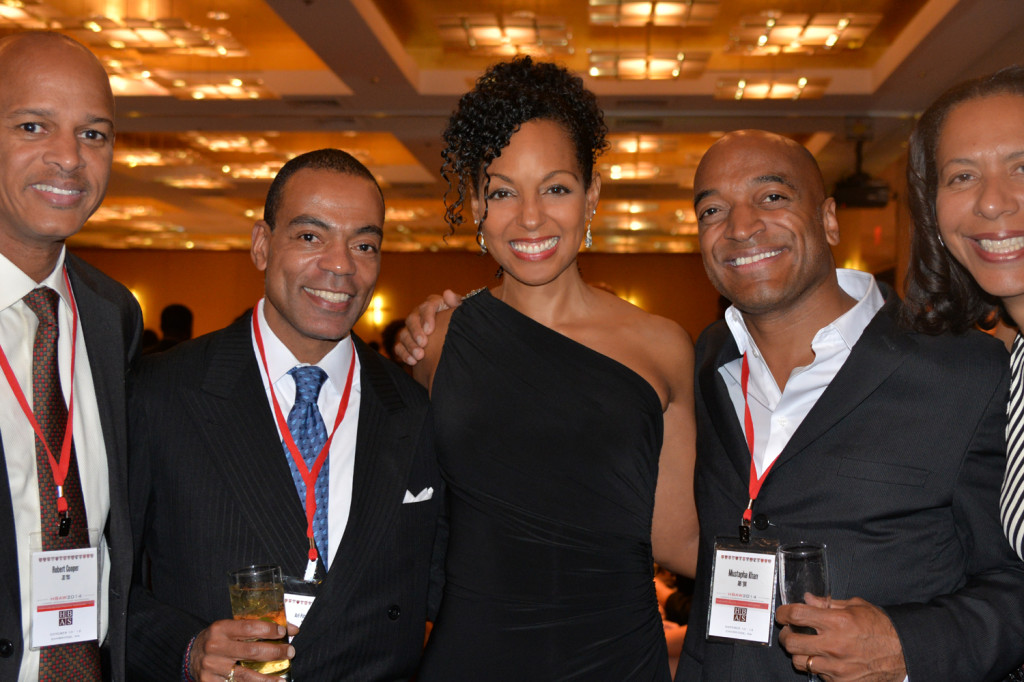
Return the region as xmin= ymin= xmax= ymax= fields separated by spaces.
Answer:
xmin=777 ymin=542 xmax=829 ymax=681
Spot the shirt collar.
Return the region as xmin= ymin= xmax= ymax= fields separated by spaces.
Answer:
xmin=254 ymin=297 xmax=354 ymax=392
xmin=723 ymin=268 xmax=884 ymax=358
xmin=0 ymin=245 xmax=69 ymax=312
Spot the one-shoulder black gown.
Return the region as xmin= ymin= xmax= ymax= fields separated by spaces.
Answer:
xmin=417 ymin=289 xmax=670 ymax=681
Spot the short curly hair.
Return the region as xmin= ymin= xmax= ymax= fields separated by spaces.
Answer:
xmin=901 ymin=65 xmax=1024 ymax=334
xmin=440 ymin=56 xmax=608 ymax=234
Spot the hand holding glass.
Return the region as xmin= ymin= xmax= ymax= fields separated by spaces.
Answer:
xmin=228 ymin=564 xmax=290 ymax=678
xmin=778 ymin=542 xmax=829 ymax=681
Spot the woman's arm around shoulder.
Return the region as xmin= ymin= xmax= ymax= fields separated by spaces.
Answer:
xmin=412 ymin=306 xmax=454 ymax=393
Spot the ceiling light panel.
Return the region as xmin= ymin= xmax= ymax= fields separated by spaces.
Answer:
xmin=729 ymin=12 xmax=881 ymax=55
xmin=588 ymin=0 xmax=719 ymax=27
xmin=714 ymin=77 xmax=830 ymax=100
xmin=0 ymin=0 xmax=50 ymax=28
xmin=436 ymin=13 xmax=571 ymax=56
xmin=58 ymin=16 xmax=247 ymax=56
xmin=589 ymin=51 xmax=708 ymax=80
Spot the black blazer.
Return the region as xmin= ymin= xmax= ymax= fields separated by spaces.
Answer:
xmin=0 ymin=253 xmax=142 ymax=681
xmin=678 ymin=295 xmax=1024 ymax=681
xmin=126 ymin=315 xmax=445 ymax=681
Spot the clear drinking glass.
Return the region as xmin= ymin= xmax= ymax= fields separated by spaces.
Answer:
xmin=777 ymin=542 xmax=829 ymax=681
xmin=227 ymin=564 xmax=290 ymax=679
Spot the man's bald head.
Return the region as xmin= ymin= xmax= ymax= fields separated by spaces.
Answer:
xmin=0 ymin=31 xmax=116 ymax=280
xmin=0 ymin=32 xmax=114 ymax=111
xmin=695 ymin=130 xmax=826 ymax=208
xmin=692 ymin=128 xmax=841 ymax=317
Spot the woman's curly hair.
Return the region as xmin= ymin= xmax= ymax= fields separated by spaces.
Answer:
xmin=440 ymin=56 xmax=608 ymax=235
xmin=901 ymin=65 xmax=1024 ymax=334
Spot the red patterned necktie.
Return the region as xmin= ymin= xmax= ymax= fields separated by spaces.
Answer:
xmin=22 ymin=287 xmax=101 ymax=680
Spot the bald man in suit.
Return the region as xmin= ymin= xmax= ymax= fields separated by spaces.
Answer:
xmin=0 ymin=32 xmax=142 ymax=681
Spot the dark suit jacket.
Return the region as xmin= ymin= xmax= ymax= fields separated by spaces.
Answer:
xmin=678 ymin=295 xmax=1024 ymax=681
xmin=0 ymin=253 xmax=142 ymax=681
xmin=126 ymin=315 xmax=445 ymax=681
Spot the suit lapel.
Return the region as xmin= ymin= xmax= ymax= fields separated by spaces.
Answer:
xmin=186 ymin=316 xmax=313 ymax=578
xmin=67 ymin=261 xmax=129 ymax=534
xmin=698 ymin=324 xmax=751 ymax=485
xmin=773 ymin=299 xmax=915 ymax=467
xmin=297 ymin=337 xmax=416 ymax=643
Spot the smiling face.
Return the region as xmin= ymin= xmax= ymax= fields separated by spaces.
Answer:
xmin=693 ymin=131 xmax=839 ymax=317
xmin=935 ymin=94 xmax=1024 ymax=315
xmin=472 ymin=119 xmax=600 ymax=288
xmin=251 ymin=168 xmax=384 ymax=363
xmin=0 ymin=34 xmax=115 ymax=280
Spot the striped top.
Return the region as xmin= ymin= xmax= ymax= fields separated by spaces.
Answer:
xmin=1001 ymin=333 xmax=1024 ymax=561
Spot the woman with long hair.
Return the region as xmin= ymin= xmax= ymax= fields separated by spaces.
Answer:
xmin=902 ymin=65 xmax=1024 ymax=562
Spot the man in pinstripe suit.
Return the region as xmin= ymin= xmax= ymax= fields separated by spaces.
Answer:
xmin=126 ymin=150 xmax=445 ymax=681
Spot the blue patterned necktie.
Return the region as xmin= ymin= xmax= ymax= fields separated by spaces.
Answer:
xmin=285 ymin=366 xmax=330 ymax=566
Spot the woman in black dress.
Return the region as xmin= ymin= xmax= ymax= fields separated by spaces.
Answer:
xmin=413 ymin=57 xmax=698 ymax=680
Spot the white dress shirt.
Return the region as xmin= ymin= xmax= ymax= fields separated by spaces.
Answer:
xmin=0 ymin=247 xmax=111 ymax=682
xmin=718 ymin=270 xmax=910 ymax=681
xmin=718 ymin=269 xmax=885 ymax=477
xmin=251 ymin=298 xmax=360 ymax=571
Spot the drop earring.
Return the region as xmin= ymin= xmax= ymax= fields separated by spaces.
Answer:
xmin=938 ymin=232 xmax=946 ymax=248
xmin=585 ymin=210 xmax=595 ymax=249
xmin=473 ymin=217 xmax=487 ymax=254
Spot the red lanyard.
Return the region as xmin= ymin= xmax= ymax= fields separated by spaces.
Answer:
xmin=0 ymin=269 xmax=79 ymax=525
xmin=252 ymin=304 xmax=355 ymax=563
xmin=740 ymin=352 xmax=776 ymax=541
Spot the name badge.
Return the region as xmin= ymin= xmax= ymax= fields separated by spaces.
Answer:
xmin=30 ymin=548 xmax=99 ymax=648
xmin=706 ymin=537 xmax=778 ymax=646
xmin=283 ymin=575 xmax=320 ymax=642
xmin=284 ymin=593 xmax=315 ymax=634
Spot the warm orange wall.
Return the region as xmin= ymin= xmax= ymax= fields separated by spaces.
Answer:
xmin=73 ymin=249 xmax=724 ymax=346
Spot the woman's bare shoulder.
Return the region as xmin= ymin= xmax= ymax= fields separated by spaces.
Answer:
xmin=594 ymin=288 xmax=693 ymax=357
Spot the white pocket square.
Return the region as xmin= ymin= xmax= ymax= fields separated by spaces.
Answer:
xmin=403 ymin=487 xmax=434 ymax=504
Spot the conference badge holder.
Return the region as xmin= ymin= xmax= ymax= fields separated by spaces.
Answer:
xmin=28 ymin=530 xmax=101 ymax=649
xmin=283 ymin=575 xmax=321 ymax=641
xmin=706 ymin=536 xmax=778 ymax=646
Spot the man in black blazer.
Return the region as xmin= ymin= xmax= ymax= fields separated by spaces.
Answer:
xmin=127 ymin=149 xmax=445 ymax=680
xmin=678 ymin=130 xmax=1024 ymax=681
xmin=0 ymin=32 xmax=142 ymax=681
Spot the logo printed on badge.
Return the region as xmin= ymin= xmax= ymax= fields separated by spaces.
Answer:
xmin=58 ymin=609 xmax=73 ymax=627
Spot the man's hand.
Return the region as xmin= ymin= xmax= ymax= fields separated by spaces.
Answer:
xmin=189 ymin=619 xmax=298 ymax=681
xmin=394 ymin=290 xmax=462 ymax=365
xmin=776 ymin=595 xmax=906 ymax=682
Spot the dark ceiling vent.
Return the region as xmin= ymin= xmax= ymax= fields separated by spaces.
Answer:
xmin=282 ymin=96 xmax=344 ymax=108
xmin=613 ymin=98 xmax=671 ymax=109
xmin=609 ymin=117 xmax=665 ymax=130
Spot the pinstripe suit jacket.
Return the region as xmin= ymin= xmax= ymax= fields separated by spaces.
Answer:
xmin=677 ymin=294 xmax=1024 ymax=682
xmin=0 ymin=253 xmax=142 ymax=681
xmin=126 ymin=315 xmax=445 ymax=680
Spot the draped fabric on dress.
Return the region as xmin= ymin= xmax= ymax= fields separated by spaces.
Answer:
xmin=418 ymin=289 xmax=670 ymax=681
